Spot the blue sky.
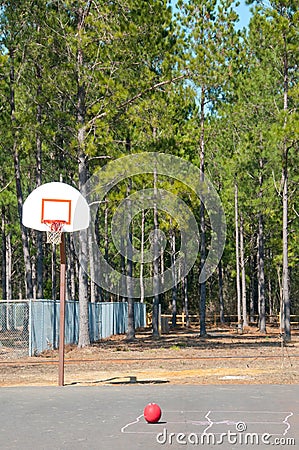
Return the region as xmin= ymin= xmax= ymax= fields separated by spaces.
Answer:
xmin=235 ymin=0 xmax=252 ymax=29
xmin=170 ymin=0 xmax=252 ymax=30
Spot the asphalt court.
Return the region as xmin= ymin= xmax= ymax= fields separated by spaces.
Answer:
xmin=0 ymin=385 xmax=298 ymax=449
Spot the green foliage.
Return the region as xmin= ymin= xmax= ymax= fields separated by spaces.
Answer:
xmin=0 ymin=0 xmax=298 ymax=323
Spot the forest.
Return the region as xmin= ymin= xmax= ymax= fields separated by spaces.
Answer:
xmin=0 ymin=0 xmax=298 ymax=346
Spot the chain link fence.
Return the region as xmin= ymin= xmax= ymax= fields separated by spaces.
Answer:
xmin=0 ymin=301 xmax=30 ymax=359
xmin=0 ymin=300 xmax=146 ymax=360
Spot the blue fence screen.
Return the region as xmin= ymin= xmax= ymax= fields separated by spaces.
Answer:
xmin=30 ymin=300 xmax=146 ymax=355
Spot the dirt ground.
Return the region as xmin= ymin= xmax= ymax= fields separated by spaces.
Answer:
xmin=0 ymin=325 xmax=299 ymax=387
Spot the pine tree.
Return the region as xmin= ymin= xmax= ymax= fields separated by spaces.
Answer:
xmin=176 ymin=0 xmax=242 ymax=335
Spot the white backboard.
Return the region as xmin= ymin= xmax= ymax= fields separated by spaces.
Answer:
xmin=22 ymin=182 xmax=90 ymax=232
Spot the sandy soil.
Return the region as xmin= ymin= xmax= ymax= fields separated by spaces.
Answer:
xmin=0 ymin=326 xmax=298 ymax=387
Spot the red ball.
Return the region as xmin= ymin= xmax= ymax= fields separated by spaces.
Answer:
xmin=143 ymin=403 xmax=162 ymax=423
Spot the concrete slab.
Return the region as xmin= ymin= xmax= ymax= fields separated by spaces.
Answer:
xmin=0 ymin=385 xmax=298 ymax=449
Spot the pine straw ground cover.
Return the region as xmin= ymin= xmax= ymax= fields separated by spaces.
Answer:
xmin=0 ymin=325 xmax=299 ymax=386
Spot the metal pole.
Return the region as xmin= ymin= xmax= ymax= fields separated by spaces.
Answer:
xmin=28 ymin=299 xmax=32 ymax=357
xmin=58 ymin=234 xmax=66 ymax=386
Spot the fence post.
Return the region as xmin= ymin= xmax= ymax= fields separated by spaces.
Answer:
xmin=28 ymin=299 xmax=32 ymax=357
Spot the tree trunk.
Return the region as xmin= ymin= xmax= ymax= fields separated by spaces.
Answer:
xmin=1 ymin=210 xmax=8 ymax=331
xmin=89 ymin=227 xmax=96 ymax=303
xmin=66 ymin=235 xmax=77 ymax=301
xmin=120 ymin=234 xmax=126 ymax=302
xmin=282 ymin=32 xmax=290 ymax=342
xmin=66 ymin=235 xmax=72 ymax=300
xmin=77 ymin=155 xmax=90 ymax=347
xmin=94 ymin=207 xmax=103 ymax=301
xmin=282 ymin=160 xmax=290 ymax=341
xmin=183 ymin=271 xmax=190 ymax=327
xmin=218 ymin=259 xmax=225 ymax=324
xmin=257 ymin=156 xmax=266 ymax=333
xmin=2 ymin=209 xmax=7 ymax=302
xmin=10 ymin=48 xmax=33 ymax=300
xmin=6 ymin=232 xmax=12 ymax=301
xmin=257 ymin=211 xmax=266 ymax=333
xmin=160 ymin=251 xmax=166 ymax=312
xmin=126 ymin=172 xmax=135 ymax=341
xmin=77 ymin=6 xmax=90 ymax=347
xmin=104 ymin=199 xmax=109 ymax=300
xmin=240 ymin=215 xmax=248 ymax=326
xmin=249 ymin=253 xmax=256 ymax=323
xmin=152 ymin=162 xmax=160 ymax=337
xmin=88 ymin=201 xmax=100 ymax=303
xmin=235 ymin=182 xmax=242 ymax=332
xmin=35 ymin=60 xmax=43 ymax=299
xmin=170 ymin=227 xmax=177 ymax=328
xmin=6 ymin=232 xmax=13 ymax=330
xmin=140 ymin=209 xmax=145 ymax=303
xmin=199 ymin=86 xmax=206 ymax=337
xmin=268 ymin=278 xmax=274 ymax=323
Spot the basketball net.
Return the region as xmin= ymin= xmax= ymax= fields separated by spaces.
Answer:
xmin=44 ymin=220 xmax=65 ymax=245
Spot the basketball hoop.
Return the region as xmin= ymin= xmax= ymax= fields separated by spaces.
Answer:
xmin=43 ymin=220 xmax=66 ymax=245
xmin=22 ymin=181 xmax=90 ymax=386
